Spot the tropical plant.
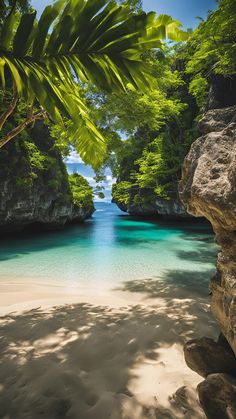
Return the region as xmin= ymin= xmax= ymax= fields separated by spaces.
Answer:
xmin=185 ymin=0 xmax=236 ymax=107
xmin=0 ymin=0 xmax=188 ymax=167
xmin=69 ymin=173 xmax=94 ymax=210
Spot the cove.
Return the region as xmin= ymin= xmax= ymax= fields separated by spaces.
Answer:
xmin=0 ymin=202 xmax=217 ymax=297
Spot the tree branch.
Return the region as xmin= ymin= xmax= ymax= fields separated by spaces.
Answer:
xmin=0 ymin=86 xmax=18 ymax=130
xmin=0 ymin=110 xmax=47 ymax=149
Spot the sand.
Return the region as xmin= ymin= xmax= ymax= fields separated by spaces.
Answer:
xmin=0 ymin=277 xmax=219 ymax=418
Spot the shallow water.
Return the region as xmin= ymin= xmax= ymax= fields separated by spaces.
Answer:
xmin=0 ymin=202 xmax=217 ymax=292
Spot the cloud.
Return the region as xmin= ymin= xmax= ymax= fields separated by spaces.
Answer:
xmin=104 ymin=175 xmax=116 ymax=188
xmin=64 ymin=150 xmax=83 ymax=164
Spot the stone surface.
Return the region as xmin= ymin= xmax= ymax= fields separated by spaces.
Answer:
xmin=0 ymin=122 xmax=94 ymax=232
xmin=197 ymin=373 xmax=236 ymax=419
xmin=113 ymin=190 xmax=189 ymax=218
xmin=184 ymin=337 xmax=236 ymax=378
xmin=179 ymin=105 xmax=236 ymax=355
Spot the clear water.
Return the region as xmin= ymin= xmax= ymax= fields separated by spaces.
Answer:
xmin=0 ymin=202 xmax=217 ymax=291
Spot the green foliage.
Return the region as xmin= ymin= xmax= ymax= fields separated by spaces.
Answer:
xmin=24 ymin=141 xmax=52 ymax=172
xmin=69 ymin=173 xmax=94 ymax=210
xmin=0 ymin=0 xmax=188 ymax=168
xmin=189 ymin=75 xmax=208 ymax=109
xmin=112 ymin=181 xmax=133 ymax=205
xmin=108 ymin=0 xmax=236 ymax=209
xmin=186 ymin=0 xmax=236 ymax=77
xmin=185 ymin=0 xmax=236 ymax=107
xmin=87 ymin=41 xmax=199 ymax=208
xmin=87 ymin=52 xmax=185 ymax=135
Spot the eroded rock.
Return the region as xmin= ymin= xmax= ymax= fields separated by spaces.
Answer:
xmin=184 ymin=337 xmax=236 ymax=378
xmin=197 ymin=373 xmax=236 ymax=419
xmin=179 ymin=105 xmax=236 ymax=355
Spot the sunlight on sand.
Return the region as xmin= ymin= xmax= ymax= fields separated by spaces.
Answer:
xmin=0 ymin=278 xmax=219 ymax=418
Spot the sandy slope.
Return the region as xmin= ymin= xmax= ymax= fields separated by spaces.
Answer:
xmin=0 ymin=278 xmax=218 ymax=418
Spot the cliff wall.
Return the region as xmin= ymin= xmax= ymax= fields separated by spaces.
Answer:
xmin=0 ymin=122 xmax=94 ymax=232
xmin=180 ymin=105 xmax=236 ymax=355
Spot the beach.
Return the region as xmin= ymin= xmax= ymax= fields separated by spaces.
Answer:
xmin=0 ymin=276 xmax=218 ymax=419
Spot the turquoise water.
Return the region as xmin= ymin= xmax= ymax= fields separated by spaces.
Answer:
xmin=0 ymin=202 xmax=217 ymax=291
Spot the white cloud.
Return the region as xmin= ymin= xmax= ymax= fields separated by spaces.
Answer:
xmin=104 ymin=175 xmax=116 ymax=187
xmin=64 ymin=149 xmax=83 ymax=164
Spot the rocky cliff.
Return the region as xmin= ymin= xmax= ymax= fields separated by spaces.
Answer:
xmin=180 ymin=105 xmax=236 ymax=354
xmin=179 ymin=105 xmax=236 ymax=417
xmin=0 ymin=122 xmax=94 ymax=232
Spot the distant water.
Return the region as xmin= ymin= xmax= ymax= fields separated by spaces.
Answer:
xmin=0 ymin=203 xmax=217 ymax=292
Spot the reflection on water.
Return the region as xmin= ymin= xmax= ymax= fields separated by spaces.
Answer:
xmin=0 ymin=202 xmax=218 ymax=288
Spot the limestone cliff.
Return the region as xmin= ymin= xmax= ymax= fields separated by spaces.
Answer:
xmin=179 ymin=105 xmax=236 ymax=355
xmin=0 ymin=122 xmax=94 ymax=232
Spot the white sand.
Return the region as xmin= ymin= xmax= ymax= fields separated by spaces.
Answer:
xmin=0 ymin=278 xmax=218 ymax=418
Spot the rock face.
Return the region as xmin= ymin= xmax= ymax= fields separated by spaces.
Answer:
xmin=184 ymin=337 xmax=236 ymax=378
xmin=179 ymin=105 xmax=236 ymax=355
xmin=0 ymin=122 xmax=94 ymax=232
xmin=113 ymin=189 xmax=189 ymax=218
xmin=198 ymin=374 xmax=236 ymax=419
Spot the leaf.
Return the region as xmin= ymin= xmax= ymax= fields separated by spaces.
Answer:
xmin=1 ymin=6 xmax=18 ymax=49
xmin=4 ymin=58 xmax=22 ymax=92
xmin=0 ymin=58 xmax=5 ymax=88
xmin=32 ymin=0 xmax=65 ymax=58
xmin=13 ymin=12 xmax=37 ymax=55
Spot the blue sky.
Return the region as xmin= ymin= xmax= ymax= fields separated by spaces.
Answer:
xmin=31 ymin=0 xmax=217 ymax=29
xmin=143 ymin=0 xmax=217 ymax=29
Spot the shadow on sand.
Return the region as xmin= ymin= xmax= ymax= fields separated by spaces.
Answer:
xmin=0 ymin=270 xmax=218 ymax=419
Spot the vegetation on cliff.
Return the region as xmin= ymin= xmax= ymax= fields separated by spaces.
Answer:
xmin=0 ymin=89 xmax=94 ymax=226
xmin=89 ymin=0 xmax=236 ymax=212
xmin=69 ymin=174 xmax=94 ymax=211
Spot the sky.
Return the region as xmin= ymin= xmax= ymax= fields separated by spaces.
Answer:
xmin=31 ymin=0 xmax=217 ymax=30
xmin=143 ymin=0 xmax=217 ymax=29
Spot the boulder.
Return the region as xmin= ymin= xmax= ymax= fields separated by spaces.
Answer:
xmin=197 ymin=373 xmax=236 ymax=419
xmin=184 ymin=337 xmax=236 ymax=378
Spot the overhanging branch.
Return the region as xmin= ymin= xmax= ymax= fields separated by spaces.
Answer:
xmin=0 ymin=110 xmax=47 ymax=149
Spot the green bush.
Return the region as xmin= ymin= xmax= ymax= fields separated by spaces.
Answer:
xmin=112 ymin=181 xmax=132 ymax=205
xmin=69 ymin=174 xmax=94 ymax=210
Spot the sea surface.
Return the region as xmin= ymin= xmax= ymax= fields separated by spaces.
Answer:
xmin=0 ymin=202 xmax=217 ymax=292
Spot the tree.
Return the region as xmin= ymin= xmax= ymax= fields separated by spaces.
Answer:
xmin=92 ymin=44 xmax=199 ymax=206
xmin=0 ymin=0 xmax=188 ymax=168
xmin=185 ymin=0 xmax=236 ymax=108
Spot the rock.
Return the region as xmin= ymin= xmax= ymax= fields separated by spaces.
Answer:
xmin=113 ymin=187 xmax=189 ymax=218
xmin=184 ymin=337 xmax=236 ymax=378
xmin=0 ymin=122 xmax=94 ymax=232
xmin=206 ymin=75 xmax=236 ymax=111
xmin=197 ymin=373 xmax=236 ymax=419
xmin=179 ymin=105 xmax=236 ymax=355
